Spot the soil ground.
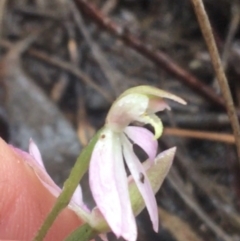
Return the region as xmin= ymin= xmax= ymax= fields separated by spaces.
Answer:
xmin=0 ymin=0 xmax=240 ymax=240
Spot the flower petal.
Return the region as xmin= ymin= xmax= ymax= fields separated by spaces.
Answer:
xmin=29 ymin=139 xmax=45 ymax=169
xmin=122 ymin=134 xmax=158 ymax=232
xmin=128 ymin=147 xmax=176 ymax=217
xmin=120 ymin=85 xmax=187 ymax=105
xmin=71 ymin=185 xmax=83 ymax=207
xmin=124 ymin=126 xmax=157 ymax=161
xmin=89 ymin=128 xmax=137 ymax=241
xmin=148 ymin=97 xmax=171 ymax=113
xmin=12 ymin=146 xmax=62 ymax=198
xmin=106 ymin=94 xmax=148 ymax=132
xmin=137 ymin=113 xmax=164 ymax=139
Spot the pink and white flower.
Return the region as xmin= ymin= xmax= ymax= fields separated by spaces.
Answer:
xmin=89 ymin=86 xmax=186 ymax=241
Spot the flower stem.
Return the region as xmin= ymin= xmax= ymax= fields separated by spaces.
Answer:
xmin=63 ymin=223 xmax=97 ymax=241
xmin=33 ymin=129 xmax=102 ymax=241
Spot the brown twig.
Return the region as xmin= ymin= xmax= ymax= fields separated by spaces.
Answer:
xmin=221 ymin=0 xmax=240 ymax=70
xmin=168 ymin=168 xmax=233 ymax=241
xmin=69 ymin=1 xmax=121 ymax=96
xmin=212 ymin=0 xmax=240 ymax=92
xmin=76 ymin=82 xmax=96 ymax=146
xmin=0 ymin=0 xmax=7 ymax=39
xmin=13 ymin=6 xmax=59 ymax=20
xmin=159 ymin=207 xmax=204 ymax=241
xmin=29 ymin=49 xmax=113 ymax=103
xmin=101 ymin=0 xmax=118 ymax=15
xmin=164 ymin=127 xmax=235 ymax=144
xmin=73 ymin=0 xmax=226 ymax=108
xmin=190 ymin=0 xmax=240 ymax=164
xmin=163 ymin=138 xmax=240 ymax=231
xmin=0 ymin=39 xmax=113 ymax=103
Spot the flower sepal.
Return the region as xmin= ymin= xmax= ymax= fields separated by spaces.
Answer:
xmin=129 ymin=147 xmax=176 ymax=217
xmin=69 ymin=147 xmax=176 ymax=238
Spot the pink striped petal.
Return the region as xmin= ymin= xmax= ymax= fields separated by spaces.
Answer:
xmin=124 ymin=126 xmax=157 ymax=162
xmin=122 ymin=134 xmax=158 ymax=232
xmin=89 ymin=128 xmax=137 ymax=241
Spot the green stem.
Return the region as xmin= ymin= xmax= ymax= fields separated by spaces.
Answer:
xmin=64 ymin=223 xmax=97 ymax=241
xmin=33 ymin=129 xmax=102 ymax=241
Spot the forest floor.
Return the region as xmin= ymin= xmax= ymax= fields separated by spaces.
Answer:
xmin=0 ymin=0 xmax=240 ymax=240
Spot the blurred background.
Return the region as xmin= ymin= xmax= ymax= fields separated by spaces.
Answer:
xmin=0 ymin=0 xmax=240 ymax=240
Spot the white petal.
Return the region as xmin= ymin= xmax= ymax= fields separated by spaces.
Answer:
xmin=71 ymin=185 xmax=84 ymax=207
xmin=124 ymin=126 xmax=157 ymax=161
xmin=113 ymin=142 xmax=137 ymax=241
xmin=122 ymin=134 xmax=159 ymax=232
xmin=89 ymin=128 xmax=137 ymax=240
xmin=106 ymin=94 xmax=148 ymax=131
xmin=29 ymin=138 xmax=45 ymax=169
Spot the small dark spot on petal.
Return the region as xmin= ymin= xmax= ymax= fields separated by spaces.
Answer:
xmin=101 ymin=134 xmax=106 ymax=139
xmin=139 ymin=172 xmax=145 ymax=183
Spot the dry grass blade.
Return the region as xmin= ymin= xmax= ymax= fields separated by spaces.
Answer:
xmin=70 ymin=1 xmax=123 ymax=96
xmin=159 ymin=207 xmax=204 ymax=241
xmin=168 ymin=168 xmax=233 ymax=241
xmin=76 ymin=84 xmax=96 ymax=146
xmin=190 ymin=0 xmax=240 ymax=165
xmin=0 ymin=39 xmax=113 ymax=103
xmin=164 ymin=127 xmax=235 ymax=144
xmin=167 ymin=140 xmax=240 ymax=231
xmin=73 ymin=0 xmax=227 ymax=108
xmin=221 ymin=0 xmax=240 ymax=70
xmin=0 ymin=0 xmax=7 ymax=39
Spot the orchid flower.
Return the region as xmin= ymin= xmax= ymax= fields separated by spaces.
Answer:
xmin=0 ymin=85 xmax=185 ymax=241
xmin=89 ymin=86 xmax=186 ymax=241
xmin=0 ymin=136 xmax=176 ymax=241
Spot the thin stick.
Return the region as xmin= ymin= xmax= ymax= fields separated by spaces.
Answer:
xmin=164 ymin=127 xmax=235 ymax=144
xmin=73 ymin=0 xmax=225 ymax=108
xmin=168 ymin=169 xmax=233 ymax=241
xmin=0 ymin=0 xmax=7 ymax=39
xmin=190 ymin=0 xmax=240 ymax=164
xmin=0 ymin=39 xmax=113 ymax=103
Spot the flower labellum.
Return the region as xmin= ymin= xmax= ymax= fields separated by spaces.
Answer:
xmin=89 ymin=86 xmax=186 ymax=241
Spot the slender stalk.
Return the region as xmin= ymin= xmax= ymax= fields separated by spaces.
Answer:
xmin=33 ymin=129 xmax=102 ymax=241
xmin=164 ymin=128 xmax=235 ymax=144
xmin=64 ymin=223 xmax=97 ymax=241
xmin=190 ymin=0 xmax=240 ymax=163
